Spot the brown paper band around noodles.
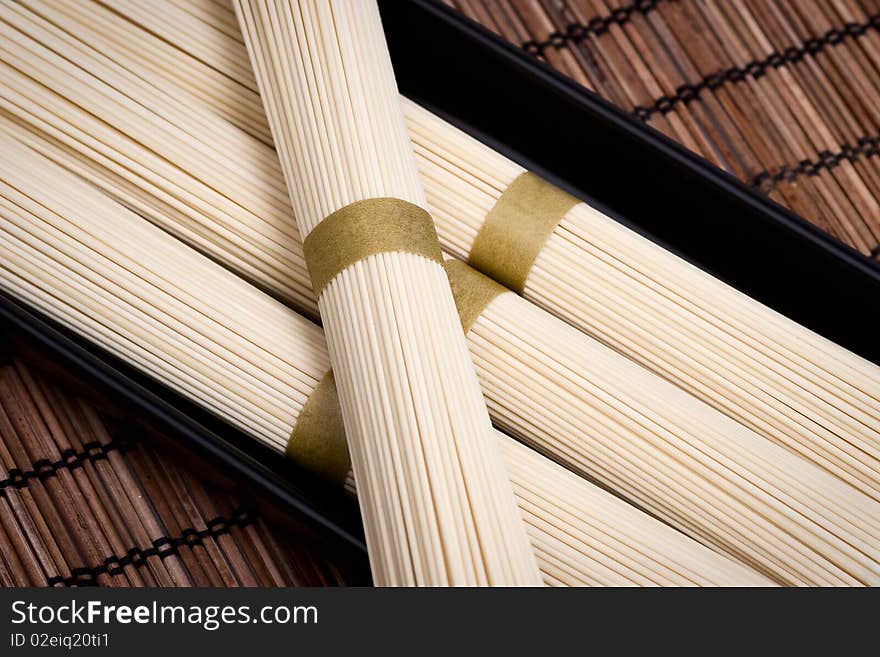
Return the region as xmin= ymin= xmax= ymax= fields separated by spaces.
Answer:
xmin=467 ymin=172 xmax=580 ymax=294
xmin=303 ymin=198 xmax=444 ymax=295
xmin=286 ymin=371 xmax=351 ymax=484
xmin=287 ymin=264 xmax=502 ymax=481
xmin=444 ymin=259 xmax=508 ymax=334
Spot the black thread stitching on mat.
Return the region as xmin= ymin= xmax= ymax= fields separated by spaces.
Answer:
xmin=521 ymin=0 xmax=660 ymax=57
xmin=631 ymin=15 xmax=880 ymax=122
xmin=749 ymin=134 xmax=880 ymax=191
xmin=45 ymin=508 xmax=255 ymax=586
xmin=0 ymin=437 xmax=134 ymax=496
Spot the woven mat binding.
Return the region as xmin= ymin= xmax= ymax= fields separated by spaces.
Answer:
xmin=0 ymin=357 xmax=352 ymax=587
xmin=451 ymin=0 xmax=880 ymax=261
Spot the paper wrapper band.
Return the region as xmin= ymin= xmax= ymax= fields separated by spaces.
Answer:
xmin=286 ymin=371 xmax=351 ymax=483
xmin=444 ymin=259 xmax=508 ymax=334
xmin=467 ymin=172 xmax=579 ymax=293
xmin=303 ymin=198 xmax=443 ymax=295
xmin=286 ymin=263 xmax=502 ymax=481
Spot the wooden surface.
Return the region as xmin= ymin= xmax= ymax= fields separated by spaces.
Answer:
xmin=450 ymin=0 xmax=880 ymax=262
xmin=0 ymin=354 xmax=353 ymax=587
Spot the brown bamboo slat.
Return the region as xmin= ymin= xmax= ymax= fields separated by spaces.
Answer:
xmin=450 ymin=0 xmax=880 ymax=260
xmin=0 ymin=353 xmax=355 ymax=587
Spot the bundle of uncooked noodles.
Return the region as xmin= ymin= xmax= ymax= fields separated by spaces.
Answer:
xmin=17 ymin=0 xmax=879 ymax=504
xmin=0 ymin=130 xmax=769 ymax=586
xmin=235 ymin=0 xmax=543 ymax=585
xmin=1 ymin=0 xmax=878 ymax=585
xmin=407 ymin=101 xmax=880 ymax=503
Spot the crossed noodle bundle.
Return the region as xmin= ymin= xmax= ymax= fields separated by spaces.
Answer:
xmin=15 ymin=0 xmax=879 ymax=503
xmin=1 ymin=0 xmax=878 ymax=585
xmin=235 ymin=0 xmax=542 ymax=585
xmin=173 ymin=0 xmax=879 ymax=501
xmin=0 ymin=132 xmax=769 ymax=587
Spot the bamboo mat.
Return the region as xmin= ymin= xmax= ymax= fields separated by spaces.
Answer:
xmin=449 ymin=0 xmax=880 ymax=262
xmin=0 ymin=350 xmax=356 ymax=587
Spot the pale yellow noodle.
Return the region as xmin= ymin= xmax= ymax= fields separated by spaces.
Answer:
xmin=0 ymin=132 xmax=768 ymax=586
xmin=232 ymin=0 xmax=540 ymax=586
